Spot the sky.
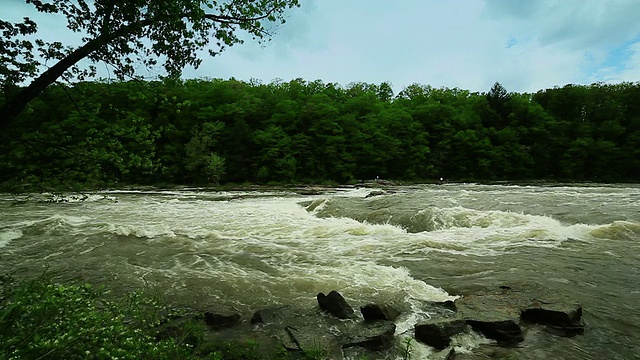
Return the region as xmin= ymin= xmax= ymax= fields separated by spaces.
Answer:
xmin=4 ymin=0 xmax=640 ymax=94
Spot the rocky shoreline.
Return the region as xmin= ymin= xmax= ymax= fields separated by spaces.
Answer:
xmin=156 ymin=285 xmax=585 ymax=359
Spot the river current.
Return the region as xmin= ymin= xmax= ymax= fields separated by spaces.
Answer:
xmin=0 ymin=184 xmax=639 ymax=359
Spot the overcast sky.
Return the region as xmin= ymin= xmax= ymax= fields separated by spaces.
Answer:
xmin=6 ymin=0 xmax=640 ymax=94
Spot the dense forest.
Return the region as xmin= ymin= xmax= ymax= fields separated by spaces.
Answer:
xmin=1 ymin=79 xmax=639 ymax=190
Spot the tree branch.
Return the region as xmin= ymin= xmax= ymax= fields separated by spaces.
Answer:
xmin=203 ymin=4 xmax=282 ymax=25
xmin=0 ymin=2 xmax=289 ymax=128
xmin=0 ymin=19 xmax=152 ymax=130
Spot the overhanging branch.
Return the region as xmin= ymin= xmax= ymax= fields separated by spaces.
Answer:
xmin=203 ymin=4 xmax=282 ymax=25
xmin=0 ymin=19 xmax=153 ymax=129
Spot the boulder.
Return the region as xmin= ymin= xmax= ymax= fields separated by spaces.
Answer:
xmin=434 ymin=300 xmax=457 ymax=312
xmin=520 ymin=301 xmax=584 ymax=335
xmin=251 ymin=306 xmax=291 ymax=324
xmin=203 ymin=312 xmax=241 ymax=330
xmin=466 ymin=319 xmax=524 ymax=345
xmin=360 ymin=304 xmax=401 ymax=322
xmin=455 ymin=293 xmax=525 ymax=345
xmin=342 ymin=321 xmax=396 ymax=351
xmin=365 ymin=190 xmax=385 ymax=198
xmin=415 ymin=319 xmax=467 ymax=350
xmin=317 ymin=290 xmax=355 ymax=319
xmin=452 ymin=285 xmax=586 ymax=344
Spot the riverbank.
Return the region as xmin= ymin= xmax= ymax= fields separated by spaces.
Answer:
xmin=0 ymin=274 xmax=586 ymax=360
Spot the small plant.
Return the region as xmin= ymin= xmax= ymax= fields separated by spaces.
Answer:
xmin=302 ymin=338 xmax=331 ymax=360
xmin=400 ymin=336 xmax=414 ymax=360
xmin=198 ymin=340 xmax=263 ymax=360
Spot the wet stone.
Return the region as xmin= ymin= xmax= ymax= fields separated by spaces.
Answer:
xmin=251 ymin=306 xmax=291 ymax=325
xmin=466 ymin=319 xmax=524 ymax=345
xmin=360 ymin=303 xmax=401 ymax=322
xmin=317 ymin=290 xmax=355 ymax=319
xmin=203 ymin=312 xmax=241 ymax=330
xmin=521 ymin=302 xmax=585 ymax=336
xmin=415 ymin=319 xmax=468 ymax=350
xmin=341 ymin=320 xmax=396 ymax=351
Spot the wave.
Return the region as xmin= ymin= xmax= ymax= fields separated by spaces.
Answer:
xmin=14 ymin=214 xmax=93 ymax=237
xmin=305 ymin=196 xmax=571 ymax=234
xmin=0 ymin=230 xmax=23 ymax=248
xmin=590 ymin=221 xmax=640 ymax=241
xmin=107 ymin=224 xmax=177 ymax=238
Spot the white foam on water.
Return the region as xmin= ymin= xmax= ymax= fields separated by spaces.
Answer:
xmin=0 ymin=230 xmax=23 ymax=248
xmin=108 ymin=223 xmax=177 ymax=238
xmin=395 ymin=206 xmax=599 ymax=256
xmin=450 ymin=331 xmax=495 ymax=353
xmin=336 ymin=187 xmax=376 ymax=198
xmin=12 ymin=214 xmax=92 ymax=228
xmin=43 ymin=251 xmax=64 ymax=259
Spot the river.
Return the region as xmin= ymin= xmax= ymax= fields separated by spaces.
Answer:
xmin=1 ymin=184 xmax=639 ymax=359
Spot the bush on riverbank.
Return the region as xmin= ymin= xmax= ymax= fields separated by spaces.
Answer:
xmin=0 ymin=275 xmax=197 ymax=359
xmin=0 ymin=275 xmax=308 ymax=360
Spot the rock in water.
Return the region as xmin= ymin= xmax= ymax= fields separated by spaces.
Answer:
xmin=360 ymin=303 xmax=401 ymax=322
xmin=466 ymin=319 xmax=524 ymax=345
xmin=365 ymin=190 xmax=385 ymax=198
xmin=415 ymin=319 xmax=467 ymax=350
xmin=521 ymin=302 xmax=585 ymax=336
xmin=342 ymin=321 xmax=397 ymax=350
xmin=455 ymin=292 xmax=525 ymax=345
xmin=317 ymin=290 xmax=355 ymax=319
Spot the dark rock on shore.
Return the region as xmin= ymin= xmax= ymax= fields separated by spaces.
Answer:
xmin=466 ymin=319 xmax=524 ymax=345
xmin=415 ymin=319 xmax=467 ymax=350
xmin=317 ymin=290 xmax=355 ymax=319
xmin=153 ymin=285 xmax=586 ymax=359
xmin=203 ymin=312 xmax=241 ymax=330
xmin=360 ymin=303 xmax=400 ymax=322
xmin=429 ymin=285 xmax=586 ymax=349
xmin=251 ymin=306 xmax=290 ymax=324
xmin=520 ymin=301 xmax=584 ymax=335
xmin=434 ymin=300 xmax=457 ymax=312
xmin=455 ymin=292 xmax=525 ymax=345
xmin=342 ymin=321 xmax=396 ymax=350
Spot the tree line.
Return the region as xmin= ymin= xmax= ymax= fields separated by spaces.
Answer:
xmin=1 ymin=78 xmax=639 ymax=190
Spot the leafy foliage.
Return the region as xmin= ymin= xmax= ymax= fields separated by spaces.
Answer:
xmin=1 ymin=79 xmax=639 ymax=190
xmin=0 ymin=275 xmax=194 ymax=360
xmin=0 ymin=0 xmax=301 ymax=125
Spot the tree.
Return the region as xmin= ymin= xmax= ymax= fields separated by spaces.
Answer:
xmin=185 ymin=121 xmax=224 ymax=182
xmin=205 ymin=153 xmax=225 ymax=185
xmin=0 ymin=0 xmax=300 ymax=128
xmin=485 ymin=82 xmax=511 ymax=129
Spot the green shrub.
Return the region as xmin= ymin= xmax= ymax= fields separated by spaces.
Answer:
xmin=0 ymin=275 xmax=194 ymax=360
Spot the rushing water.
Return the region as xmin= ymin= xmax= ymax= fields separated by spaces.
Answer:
xmin=1 ymin=184 xmax=639 ymax=359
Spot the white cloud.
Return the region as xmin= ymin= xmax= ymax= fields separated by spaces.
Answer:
xmin=4 ymin=0 xmax=640 ymax=93
xmin=606 ymin=41 xmax=640 ymax=82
